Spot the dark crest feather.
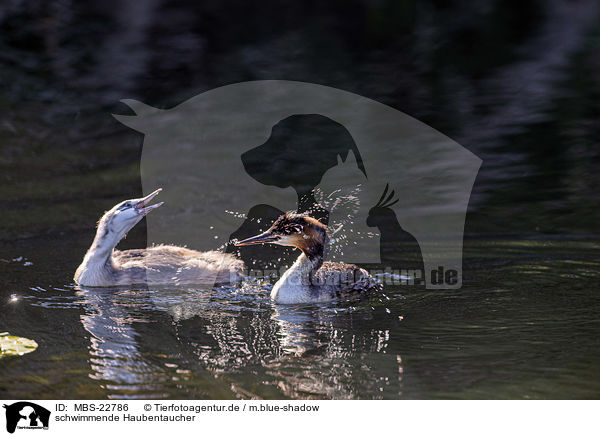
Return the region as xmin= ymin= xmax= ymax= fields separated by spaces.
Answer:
xmin=374 ymin=184 xmax=399 ymax=209
xmin=271 ymin=211 xmax=327 ymax=235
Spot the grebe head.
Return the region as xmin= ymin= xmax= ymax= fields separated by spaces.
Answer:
xmin=95 ymin=189 xmax=163 ymax=247
xmin=235 ymin=212 xmax=328 ymax=260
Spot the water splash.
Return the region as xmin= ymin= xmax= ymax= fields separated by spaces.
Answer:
xmin=313 ymin=185 xmax=379 ymax=260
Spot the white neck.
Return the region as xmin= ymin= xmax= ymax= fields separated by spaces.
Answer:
xmin=74 ymin=224 xmax=122 ymax=286
xmin=271 ymin=253 xmax=321 ymax=304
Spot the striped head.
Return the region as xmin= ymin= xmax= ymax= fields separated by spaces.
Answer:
xmin=235 ymin=212 xmax=328 ymax=259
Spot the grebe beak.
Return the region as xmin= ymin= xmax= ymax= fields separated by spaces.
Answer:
xmin=235 ymin=231 xmax=280 ymax=246
xmin=134 ymin=188 xmax=164 ymax=215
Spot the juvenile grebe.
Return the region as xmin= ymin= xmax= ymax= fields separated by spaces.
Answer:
xmin=236 ymin=212 xmax=378 ymax=304
xmin=74 ymin=189 xmax=244 ymax=287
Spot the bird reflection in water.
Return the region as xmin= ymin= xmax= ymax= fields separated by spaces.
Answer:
xmin=75 ymin=286 xmax=169 ymax=398
xmin=74 ymin=283 xmax=404 ymax=399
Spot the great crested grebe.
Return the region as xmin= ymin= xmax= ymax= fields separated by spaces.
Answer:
xmin=74 ymin=189 xmax=244 ymax=287
xmin=236 ymin=212 xmax=378 ymax=304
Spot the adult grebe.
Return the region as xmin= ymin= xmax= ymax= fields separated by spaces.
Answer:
xmin=236 ymin=212 xmax=378 ymax=304
xmin=74 ymin=189 xmax=244 ymax=287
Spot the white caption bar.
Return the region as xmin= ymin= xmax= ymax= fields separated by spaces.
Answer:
xmin=1 ymin=400 xmax=597 ymax=436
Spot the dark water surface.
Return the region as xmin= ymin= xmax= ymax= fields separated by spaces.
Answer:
xmin=1 ymin=234 xmax=599 ymax=399
xmin=1 ymin=0 xmax=600 ymax=399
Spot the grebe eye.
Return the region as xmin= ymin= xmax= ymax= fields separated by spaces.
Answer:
xmin=287 ymin=224 xmax=302 ymax=234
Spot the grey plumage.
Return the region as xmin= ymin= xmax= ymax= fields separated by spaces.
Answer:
xmin=74 ymin=190 xmax=244 ymax=287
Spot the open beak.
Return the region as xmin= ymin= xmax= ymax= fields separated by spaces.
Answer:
xmin=135 ymin=188 xmax=164 ymax=215
xmin=235 ymin=231 xmax=280 ymax=246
